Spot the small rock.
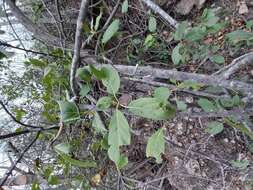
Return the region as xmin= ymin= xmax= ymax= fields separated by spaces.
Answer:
xmin=185 ymin=96 xmax=194 ymax=103
xmin=176 ymin=122 xmax=184 ymax=135
xmin=176 ymin=0 xmax=206 ymax=15
xmin=238 ymin=1 xmax=249 ymax=15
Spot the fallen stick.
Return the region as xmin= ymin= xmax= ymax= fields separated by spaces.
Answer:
xmin=141 ymin=0 xmax=178 ymax=29
xmin=213 ymin=52 xmax=253 ymax=79
xmin=111 ymin=64 xmax=253 ymax=97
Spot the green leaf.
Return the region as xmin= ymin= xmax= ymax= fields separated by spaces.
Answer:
xmin=129 ymin=97 xmax=175 ymax=120
xmin=108 ymin=110 xmax=131 ymax=147
xmin=92 ymin=112 xmax=107 ymax=134
xmin=176 ymin=100 xmax=187 ymax=111
xmin=96 ymin=96 xmax=113 ymax=111
xmin=57 ymin=152 xmax=97 ymax=168
xmin=102 ymin=19 xmax=120 ymax=44
xmin=146 ymin=128 xmax=165 ymax=163
xmin=108 ymin=110 xmax=130 ymax=168
xmin=172 ymin=43 xmax=186 ymax=65
xmin=153 ymin=87 xmax=171 ymax=103
xmin=230 ymin=160 xmax=249 ymax=170
xmin=89 ymin=65 xmax=106 ymax=80
xmin=101 ymin=66 xmax=120 ymax=94
xmin=197 ymin=98 xmax=218 ymax=112
xmin=13 ymin=108 xmax=27 ymax=121
xmin=173 ymin=21 xmax=188 ymax=41
xmin=32 ymin=181 xmax=41 ymax=190
xmin=148 ymin=16 xmax=157 ymax=32
xmin=201 ymin=9 xmax=219 ymax=27
xmin=185 ymin=26 xmax=206 ymax=41
xmin=0 ymin=51 xmax=7 ymax=59
xmin=205 ymin=121 xmax=224 ymax=135
xmin=210 ymin=54 xmax=225 ymax=64
xmin=144 ymin=34 xmax=156 ymax=48
xmin=95 ymin=8 xmax=103 ymax=31
xmin=226 ymin=30 xmax=253 ymax=44
xmin=122 ymin=0 xmax=128 ymax=13
xmin=54 ymin=142 xmax=71 ymax=154
xmin=58 ymin=101 xmax=80 ymax=122
xmin=76 ymin=68 xmax=92 ymax=82
xmin=79 ymin=84 xmax=91 ymax=98
xmin=25 ymin=58 xmax=47 ymax=68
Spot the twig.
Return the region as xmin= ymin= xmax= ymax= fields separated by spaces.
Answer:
xmin=54 ymin=0 xmax=67 ymax=39
xmin=0 ymin=101 xmax=42 ymax=129
xmin=141 ymin=0 xmax=178 ymax=29
xmin=0 ymin=132 xmax=41 ymax=187
xmin=213 ymin=52 xmax=253 ymax=79
xmin=95 ymin=0 xmax=121 ymax=55
xmin=0 ymin=130 xmax=31 ymax=140
xmin=0 ymin=41 xmax=63 ymax=58
xmin=70 ymin=0 xmax=90 ymax=98
xmin=3 ymin=0 xmax=26 ymax=51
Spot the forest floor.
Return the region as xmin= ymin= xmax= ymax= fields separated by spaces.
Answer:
xmin=33 ymin=0 xmax=253 ymax=189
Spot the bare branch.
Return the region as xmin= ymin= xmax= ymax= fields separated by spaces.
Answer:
xmin=141 ymin=0 xmax=178 ymax=29
xmin=213 ymin=52 xmax=253 ymax=79
xmin=110 ymin=64 xmax=253 ymax=97
xmin=0 ymin=101 xmax=42 ymax=129
xmin=70 ymin=0 xmax=90 ymax=97
xmin=0 ymin=132 xmax=41 ymax=187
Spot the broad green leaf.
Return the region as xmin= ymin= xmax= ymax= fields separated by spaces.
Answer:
xmin=122 ymin=0 xmax=128 ymax=13
xmin=219 ymin=95 xmax=240 ymax=108
xmin=148 ymin=16 xmax=157 ymax=32
xmin=96 ymin=96 xmax=113 ymax=110
xmin=176 ymin=100 xmax=187 ymax=111
xmin=197 ymin=98 xmax=218 ymax=112
xmin=210 ymin=54 xmax=225 ymax=64
xmin=101 ymin=66 xmax=120 ymax=94
xmin=108 ymin=145 xmax=129 ymax=169
xmin=76 ymin=68 xmax=92 ymax=82
xmin=144 ymin=34 xmax=156 ymax=48
xmin=108 ymin=110 xmax=130 ymax=168
xmin=58 ymin=101 xmax=80 ymax=122
xmin=153 ymin=87 xmax=171 ymax=103
xmin=89 ymin=65 xmax=106 ymax=80
xmin=44 ymin=66 xmax=52 ymax=77
xmin=172 ymin=43 xmax=186 ymax=65
xmin=173 ymin=21 xmax=188 ymax=41
xmin=25 ymin=58 xmax=47 ymax=68
xmin=226 ymin=30 xmax=253 ymax=44
xmin=128 ymin=97 xmax=175 ymax=120
xmin=0 ymin=51 xmax=7 ymax=59
xmin=54 ymin=142 xmax=71 ymax=154
xmin=79 ymin=84 xmax=90 ymax=98
xmin=201 ymin=9 xmax=219 ymax=27
xmin=95 ymin=9 xmax=103 ymax=31
xmin=205 ymin=121 xmax=224 ymax=135
xmin=57 ymin=152 xmax=97 ymax=168
xmin=146 ymin=128 xmax=165 ymax=163
xmin=92 ymin=112 xmax=107 ymax=134
xmin=185 ymin=26 xmax=206 ymax=41
xmin=230 ymin=160 xmax=249 ymax=170
xmin=108 ymin=110 xmax=130 ymax=147
xmin=102 ymin=19 xmax=120 ymax=44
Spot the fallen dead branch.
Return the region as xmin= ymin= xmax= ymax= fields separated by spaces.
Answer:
xmin=213 ymin=52 xmax=253 ymax=79
xmin=110 ymin=64 xmax=253 ymax=97
xmin=141 ymin=0 xmax=178 ymax=28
